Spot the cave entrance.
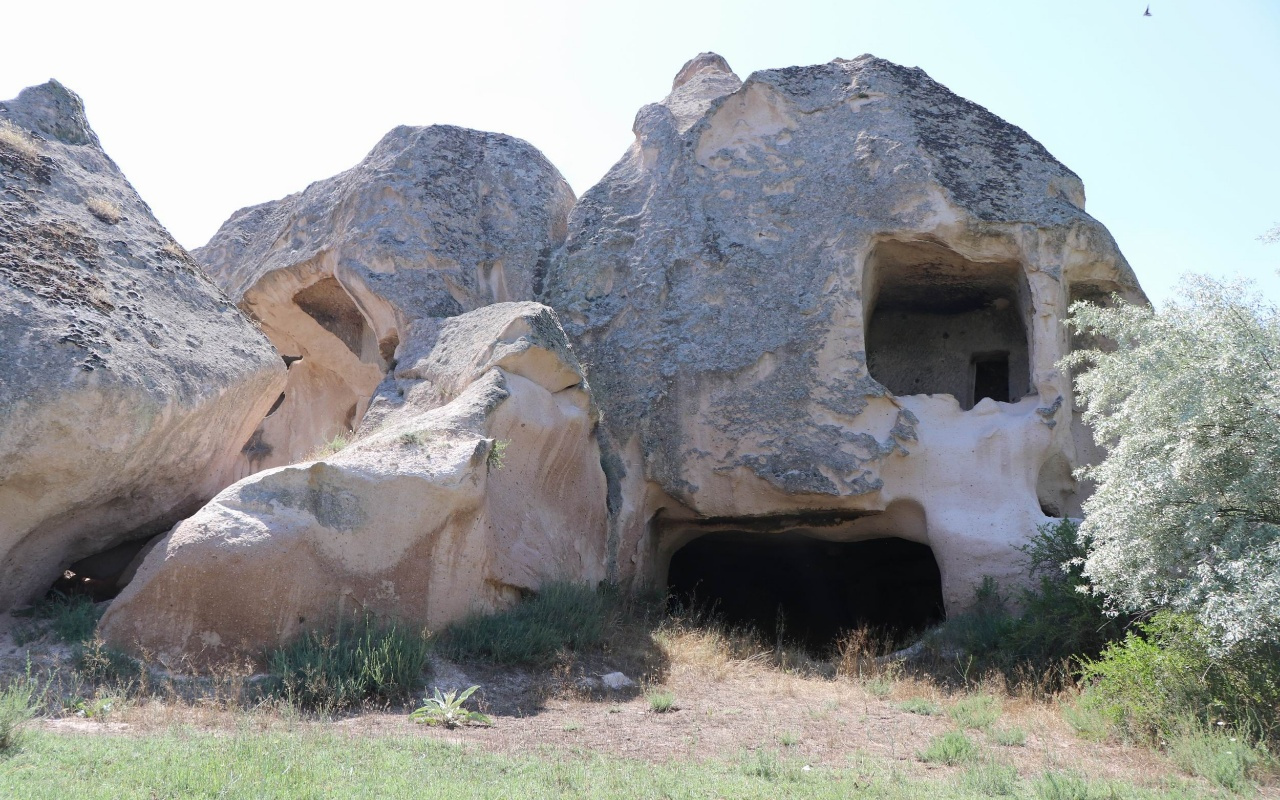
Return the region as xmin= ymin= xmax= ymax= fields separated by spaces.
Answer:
xmin=864 ymin=239 xmax=1031 ymax=410
xmin=666 ymin=532 xmax=945 ymax=653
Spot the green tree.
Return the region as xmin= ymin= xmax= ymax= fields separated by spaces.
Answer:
xmin=1066 ymin=275 xmax=1280 ymax=650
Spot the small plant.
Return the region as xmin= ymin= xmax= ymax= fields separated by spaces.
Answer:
xmin=486 ymin=438 xmax=511 ymax=471
xmin=399 ymin=430 xmax=430 ymax=446
xmin=0 ymin=680 xmax=36 ymax=752
xmin=13 ymin=591 xmax=103 ymax=644
xmin=1167 ymin=724 xmax=1267 ymax=792
xmin=898 ymin=697 xmax=941 ymax=716
xmin=739 ymin=748 xmax=792 ymax=780
xmin=918 ymin=731 xmax=980 ymax=765
xmin=949 ymin=694 xmax=1001 ymax=730
xmin=863 ymin=675 xmax=893 ymax=699
xmin=1032 ymin=770 xmax=1119 ymax=800
xmin=988 ymin=726 xmax=1027 ymax=747
xmin=67 ymin=693 xmax=121 ymax=720
xmin=86 ymin=197 xmax=122 ymax=224
xmin=436 ymin=582 xmax=613 ymax=667
xmin=647 ymin=690 xmax=676 ymax=713
xmin=410 ymin=685 xmax=492 ymax=728
xmin=308 ymin=432 xmax=352 ymax=460
xmin=777 ymin=730 xmax=799 ymax=747
xmin=267 ymin=616 xmax=430 ymax=712
xmin=75 ymin=638 xmax=142 ymax=685
xmin=962 ymin=761 xmax=1019 ymax=795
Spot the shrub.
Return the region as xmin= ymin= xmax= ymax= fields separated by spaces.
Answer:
xmin=1167 ymin=724 xmax=1268 ymax=792
xmin=988 ymin=726 xmax=1027 ymax=747
xmin=1077 ymin=611 xmax=1280 ymax=742
xmin=949 ymin=694 xmax=1001 ymax=730
xmin=267 ymin=616 xmax=430 ymax=712
xmin=13 ymin=592 xmax=103 ymax=645
xmin=486 ymin=439 xmax=510 ymax=471
xmin=86 ymin=197 xmax=121 ymax=224
xmin=962 ymin=761 xmax=1019 ymax=795
xmin=646 ymin=690 xmax=676 ymax=713
xmin=75 ymin=638 xmax=143 ymax=685
xmin=917 ymin=731 xmax=980 ymax=765
xmin=898 ymin=697 xmax=941 ymax=716
xmin=436 ymin=582 xmax=613 ymax=666
xmin=1067 ymin=276 xmax=1280 ymax=649
xmin=0 ymin=680 xmax=36 ymax=752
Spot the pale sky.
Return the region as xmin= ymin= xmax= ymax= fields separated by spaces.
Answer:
xmin=3 ymin=0 xmax=1278 ymax=306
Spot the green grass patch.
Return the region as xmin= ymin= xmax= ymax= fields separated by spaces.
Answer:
xmin=988 ymin=726 xmax=1027 ymax=747
xmin=898 ymin=697 xmax=941 ymax=716
xmin=948 ymin=694 xmax=1000 ymax=730
xmin=1166 ymin=724 xmax=1269 ymax=793
xmin=646 ymin=690 xmax=676 ymax=713
xmin=961 ymin=761 xmax=1019 ymax=795
xmin=13 ymin=593 xmax=102 ymax=644
xmin=0 ymin=679 xmax=36 ymax=752
xmin=0 ymin=729 xmax=1212 ymax=799
xmin=435 ymin=582 xmax=613 ymax=666
xmin=267 ymin=616 xmax=430 ymax=712
xmin=917 ymin=730 xmax=981 ymax=765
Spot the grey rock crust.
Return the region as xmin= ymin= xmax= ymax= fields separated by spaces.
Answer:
xmin=0 ymin=81 xmax=286 ymax=609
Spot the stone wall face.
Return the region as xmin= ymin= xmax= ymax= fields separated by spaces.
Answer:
xmin=542 ymin=53 xmax=1145 ymax=610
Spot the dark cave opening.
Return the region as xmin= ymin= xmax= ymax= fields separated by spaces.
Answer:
xmin=666 ymin=532 xmax=945 ymax=653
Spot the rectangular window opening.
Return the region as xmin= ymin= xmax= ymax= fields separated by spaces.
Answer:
xmin=971 ymin=352 xmax=1010 ymax=406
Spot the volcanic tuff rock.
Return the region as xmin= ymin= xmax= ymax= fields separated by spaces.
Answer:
xmin=194 ymin=125 xmax=575 ymax=476
xmin=0 ymin=82 xmax=286 ymax=610
xmin=541 ymin=53 xmax=1145 ymax=607
xmin=100 ymin=302 xmax=608 ymax=661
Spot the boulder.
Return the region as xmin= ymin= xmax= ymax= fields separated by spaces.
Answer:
xmin=541 ymin=54 xmax=1146 ymax=609
xmin=0 ymin=82 xmax=286 ymax=611
xmin=98 ymin=302 xmax=608 ymax=662
xmin=193 ymin=125 xmax=575 ymax=477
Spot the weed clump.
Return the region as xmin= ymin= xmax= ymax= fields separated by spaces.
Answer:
xmin=267 ymin=617 xmax=430 ymax=713
xmin=0 ymin=679 xmax=36 ymax=752
xmin=436 ymin=582 xmax=613 ymax=667
xmin=917 ymin=730 xmax=980 ymax=765
xmin=13 ymin=592 xmax=102 ymax=645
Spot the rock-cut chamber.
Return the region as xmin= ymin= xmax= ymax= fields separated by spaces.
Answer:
xmin=864 ymin=239 xmax=1031 ymax=410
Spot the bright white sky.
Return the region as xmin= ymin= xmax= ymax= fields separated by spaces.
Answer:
xmin=3 ymin=0 xmax=1278 ymax=306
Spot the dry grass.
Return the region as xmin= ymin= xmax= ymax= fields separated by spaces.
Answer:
xmin=86 ymin=197 xmax=122 ymax=224
xmin=0 ymin=120 xmax=40 ymax=160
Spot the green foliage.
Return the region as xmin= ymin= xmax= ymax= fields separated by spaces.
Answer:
xmin=1066 ymin=276 xmax=1280 ymax=649
xmin=410 ymin=685 xmax=492 ymax=728
xmin=0 ymin=680 xmax=36 ymax=752
xmin=1032 ymin=771 xmax=1135 ymax=800
xmin=962 ymin=761 xmax=1019 ymax=795
xmin=646 ymin=690 xmax=676 ymax=713
xmin=898 ymin=697 xmax=941 ymax=716
xmin=1166 ymin=724 xmax=1269 ymax=792
xmin=988 ymin=726 xmax=1027 ymax=747
xmin=267 ymin=617 xmax=430 ymax=712
xmin=486 ymin=438 xmax=511 ymax=471
xmin=1077 ymin=611 xmax=1280 ymax=742
xmin=398 ymin=430 xmax=430 ymax=446
xmin=435 ymin=582 xmax=613 ymax=666
xmin=309 ymin=432 xmax=352 ymax=460
xmin=925 ymin=521 xmax=1130 ymax=684
xmin=917 ymin=731 xmax=980 ymax=765
xmin=949 ymin=694 xmax=1001 ymax=730
xmin=75 ymin=638 xmax=143 ymax=685
xmin=14 ymin=592 xmax=103 ymax=644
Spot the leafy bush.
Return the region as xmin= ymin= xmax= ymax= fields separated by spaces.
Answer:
xmin=1077 ymin=611 xmax=1280 ymax=742
xmin=917 ymin=731 xmax=980 ymax=765
xmin=924 ymin=520 xmax=1130 ymax=684
xmin=436 ymin=582 xmax=613 ymax=666
xmin=267 ymin=617 xmax=430 ymax=712
xmin=0 ymin=680 xmax=36 ymax=752
xmin=14 ymin=592 xmax=103 ymax=644
xmin=1067 ymin=276 xmax=1280 ymax=649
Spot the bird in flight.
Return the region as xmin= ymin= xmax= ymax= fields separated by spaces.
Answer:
xmin=1144 ymin=4 xmax=1152 ymax=15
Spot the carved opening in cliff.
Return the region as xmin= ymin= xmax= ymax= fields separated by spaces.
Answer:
xmin=666 ymin=532 xmax=945 ymax=652
xmin=293 ymin=277 xmax=370 ymax=358
xmin=865 ymin=239 xmax=1031 ymax=410
xmin=43 ymin=534 xmax=162 ymax=603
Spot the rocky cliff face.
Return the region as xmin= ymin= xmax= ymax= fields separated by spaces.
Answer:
xmin=0 ymin=82 xmax=286 ymax=610
xmin=100 ymin=302 xmax=608 ymax=662
xmin=542 ymin=53 xmax=1145 ymax=608
xmin=194 ymin=125 xmax=576 ymax=476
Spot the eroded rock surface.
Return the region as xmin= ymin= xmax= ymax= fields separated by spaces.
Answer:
xmin=194 ymin=126 xmax=575 ymax=477
xmin=99 ymin=303 xmax=608 ymax=662
xmin=542 ymin=53 xmax=1145 ymax=608
xmin=0 ymin=82 xmax=286 ymax=610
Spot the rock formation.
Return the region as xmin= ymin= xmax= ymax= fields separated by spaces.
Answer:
xmin=0 ymin=82 xmax=286 ymax=611
xmin=194 ymin=126 xmax=576 ymax=477
xmin=99 ymin=302 xmax=608 ymax=662
xmin=541 ymin=53 xmax=1145 ymax=611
